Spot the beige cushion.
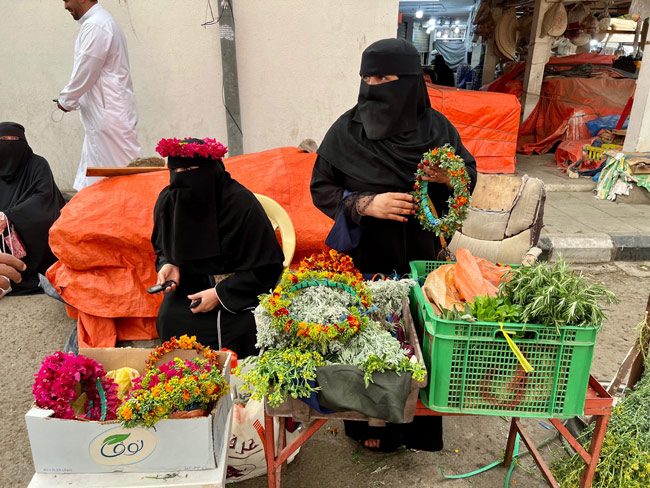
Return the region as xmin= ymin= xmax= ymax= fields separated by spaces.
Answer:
xmin=461 ymin=207 xmax=510 ymax=241
xmin=505 ymin=177 xmax=545 ymax=237
xmin=449 ymin=230 xmax=533 ymax=264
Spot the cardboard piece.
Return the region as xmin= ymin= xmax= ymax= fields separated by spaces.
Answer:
xmin=26 ymin=348 xmax=232 ymax=474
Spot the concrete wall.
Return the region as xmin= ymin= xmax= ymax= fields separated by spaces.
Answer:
xmin=1 ymin=0 xmax=398 ymax=190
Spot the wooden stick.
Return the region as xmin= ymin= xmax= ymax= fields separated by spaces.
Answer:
xmin=86 ymin=167 xmax=166 ymax=177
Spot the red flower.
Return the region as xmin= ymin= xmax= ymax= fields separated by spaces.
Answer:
xmin=274 ymin=308 xmax=289 ymax=317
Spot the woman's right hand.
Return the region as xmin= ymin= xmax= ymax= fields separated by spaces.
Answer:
xmin=363 ymin=192 xmax=416 ymax=222
xmin=157 ymin=264 xmax=180 ymax=294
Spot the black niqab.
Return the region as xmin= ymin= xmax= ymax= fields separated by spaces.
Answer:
xmin=0 ymin=122 xmax=66 ymax=293
xmin=152 ymin=142 xmax=283 ymax=275
xmin=0 ymin=122 xmax=32 ymax=181
xmin=318 ymin=38 xmax=474 ymax=192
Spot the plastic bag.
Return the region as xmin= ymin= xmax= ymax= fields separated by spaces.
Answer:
xmin=227 ymin=361 xmax=300 ymax=483
xmin=454 ymin=249 xmax=498 ymax=302
xmin=422 ymin=264 xmax=463 ymax=314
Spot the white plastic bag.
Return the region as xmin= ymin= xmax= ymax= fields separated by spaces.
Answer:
xmin=226 ymin=363 xmax=301 ymax=483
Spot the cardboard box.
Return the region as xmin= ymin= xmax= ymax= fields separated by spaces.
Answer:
xmin=26 ymin=348 xmax=232 ymax=474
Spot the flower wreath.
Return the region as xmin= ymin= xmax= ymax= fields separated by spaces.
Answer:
xmin=146 ymin=334 xmax=221 ymax=371
xmin=411 ymin=144 xmax=471 ymax=238
xmin=32 ymin=351 xmax=119 ymax=421
xmin=118 ymin=356 xmax=229 ymax=428
xmin=260 ymin=250 xmax=372 ymax=349
xmin=155 ymin=138 xmax=228 ymax=160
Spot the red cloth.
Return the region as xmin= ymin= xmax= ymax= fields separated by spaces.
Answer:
xmin=47 ymin=147 xmax=332 ymax=347
xmin=427 ymin=84 xmax=520 ymax=173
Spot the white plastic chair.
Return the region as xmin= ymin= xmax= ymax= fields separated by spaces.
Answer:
xmin=254 ymin=194 xmax=296 ymax=269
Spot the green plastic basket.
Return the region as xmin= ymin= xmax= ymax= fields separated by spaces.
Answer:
xmin=408 ymin=260 xmax=597 ymax=418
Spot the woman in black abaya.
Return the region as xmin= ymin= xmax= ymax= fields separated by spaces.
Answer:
xmin=0 ymin=122 xmax=65 ymax=295
xmin=310 ymin=39 xmax=477 ymax=452
xmin=152 ymin=139 xmax=285 ymax=358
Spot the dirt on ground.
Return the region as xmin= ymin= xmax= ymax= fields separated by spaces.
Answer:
xmin=2 ymin=262 xmax=649 ymax=488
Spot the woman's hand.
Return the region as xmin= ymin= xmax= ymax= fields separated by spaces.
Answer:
xmin=157 ymin=264 xmax=180 ymax=294
xmin=188 ymin=288 xmax=220 ymax=314
xmin=0 ymin=253 xmax=26 ymax=296
xmin=363 ymin=192 xmax=416 ymax=222
xmin=420 ymin=164 xmax=452 ymax=188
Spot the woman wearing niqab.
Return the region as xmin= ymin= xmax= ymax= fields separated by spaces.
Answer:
xmin=151 ymin=139 xmax=285 ymax=358
xmin=311 ymin=38 xmax=477 ymax=451
xmin=0 ymin=122 xmax=66 ymax=294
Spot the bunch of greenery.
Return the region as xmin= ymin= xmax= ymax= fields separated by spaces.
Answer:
xmin=499 ymin=257 xmax=617 ymax=332
xmin=441 ymin=295 xmax=524 ymax=324
xmin=552 ymin=316 xmax=650 ymax=486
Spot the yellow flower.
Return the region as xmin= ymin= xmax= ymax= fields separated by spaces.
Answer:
xmin=179 ymin=334 xmax=196 ymax=349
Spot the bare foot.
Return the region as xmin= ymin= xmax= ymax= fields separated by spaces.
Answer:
xmin=363 ymin=439 xmax=380 ymax=449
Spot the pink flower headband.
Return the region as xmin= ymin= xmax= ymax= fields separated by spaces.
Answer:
xmin=156 ymin=138 xmax=228 ymax=160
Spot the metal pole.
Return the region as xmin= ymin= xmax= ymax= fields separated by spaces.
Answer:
xmin=217 ymin=0 xmax=243 ymax=156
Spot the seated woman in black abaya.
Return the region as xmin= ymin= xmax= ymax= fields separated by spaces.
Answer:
xmin=310 ymin=39 xmax=477 ymax=452
xmin=151 ymin=138 xmax=285 ymax=359
xmin=0 ymin=122 xmax=66 ymax=296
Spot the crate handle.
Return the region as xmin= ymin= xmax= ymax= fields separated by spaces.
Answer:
xmin=498 ymin=323 xmax=534 ymax=373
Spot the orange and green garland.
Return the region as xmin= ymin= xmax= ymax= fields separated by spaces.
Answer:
xmin=259 ymin=250 xmax=372 ymax=351
xmin=411 ymin=144 xmax=471 ymax=238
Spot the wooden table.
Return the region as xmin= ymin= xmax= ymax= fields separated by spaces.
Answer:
xmin=262 ymin=375 xmax=612 ymax=488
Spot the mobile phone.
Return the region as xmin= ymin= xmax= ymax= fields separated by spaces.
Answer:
xmin=189 ymin=298 xmax=202 ymax=309
xmin=52 ymin=99 xmax=58 ymax=103
xmin=147 ymin=280 xmax=176 ymax=294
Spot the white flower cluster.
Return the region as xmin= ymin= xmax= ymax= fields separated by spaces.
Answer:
xmin=330 ymin=320 xmax=409 ymax=367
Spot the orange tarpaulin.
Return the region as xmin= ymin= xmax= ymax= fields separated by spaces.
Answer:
xmin=427 ymin=84 xmax=521 ymax=174
xmin=47 ymin=147 xmax=332 ymax=347
xmin=517 ymin=77 xmax=635 ymax=155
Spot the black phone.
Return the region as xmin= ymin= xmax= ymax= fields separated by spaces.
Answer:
xmin=189 ymin=298 xmax=202 ymax=309
xmin=147 ymin=280 xmax=176 ymax=294
xmin=52 ymin=99 xmax=58 ymax=103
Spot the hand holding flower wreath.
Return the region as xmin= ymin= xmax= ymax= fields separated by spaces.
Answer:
xmin=411 ymin=144 xmax=471 ymax=238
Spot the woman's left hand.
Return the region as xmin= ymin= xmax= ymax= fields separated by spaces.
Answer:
xmin=188 ymin=288 xmax=220 ymax=314
xmin=420 ymin=164 xmax=452 ymax=189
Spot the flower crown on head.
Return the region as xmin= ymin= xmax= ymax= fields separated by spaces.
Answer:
xmin=156 ymin=138 xmax=228 ymax=160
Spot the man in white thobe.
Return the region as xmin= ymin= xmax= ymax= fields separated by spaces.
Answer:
xmin=57 ymin=0 xmax=141 ymax=191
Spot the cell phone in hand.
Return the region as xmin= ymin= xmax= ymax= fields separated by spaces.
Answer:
xmin=147 ymin=280 xmax=176 ymax=294
xmin=189 ymin=298 xmax=202 ymax=309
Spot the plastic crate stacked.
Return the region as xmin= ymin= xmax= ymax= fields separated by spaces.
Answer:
xmin=409 ymin=260 xmax=598 ymax=418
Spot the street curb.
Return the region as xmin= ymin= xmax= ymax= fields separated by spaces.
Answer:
xmin=538 ymin=232 xmax=650 ymax=263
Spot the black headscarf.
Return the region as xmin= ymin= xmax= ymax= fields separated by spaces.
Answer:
xmin=318 ymin=38 xmax=476 ymax=192
xmin=152 ymin=139 xmax=283 ymax=274
xmin=0 ymin=122 xmax=66 ymax=293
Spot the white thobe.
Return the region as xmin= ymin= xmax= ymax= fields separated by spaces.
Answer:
xmin=59 ymin=4 xmax=141 ymax=191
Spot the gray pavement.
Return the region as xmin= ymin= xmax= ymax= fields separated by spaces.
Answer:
xmin=513 ymin=153 xmax=650 ymax=263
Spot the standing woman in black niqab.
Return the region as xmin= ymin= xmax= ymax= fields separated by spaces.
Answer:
xmin=0 ymin=122 xmax=66 ymax=294
xmin=151 ymin=138 xmax=285 ymax=358
xmin=311 ymin=39 xmax=477 ymax=451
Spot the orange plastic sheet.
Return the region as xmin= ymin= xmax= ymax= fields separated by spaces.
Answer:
xmin=46 ymin=147 xmax=332 ymax=347
xmin=554 ymin=138 xmax=597 ymax=169
xmin=427 ymin=84 xmax=520 ymax=173
xmin=453 ymin=249 xmax=498 ymax=302
xmin=517 ymin=77 xmax=635 ymax=155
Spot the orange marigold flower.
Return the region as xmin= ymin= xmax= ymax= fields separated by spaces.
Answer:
xmin=121 ymin=406 xmax=132 ymax=420
xmin=179 ymin=335 xmax=196 ymax=349
xmin=183 ymin=390 xmax=191 ymax=401
xmin=165 ymin=383 xmax=174 ymax=392
xmin=446 ymin=152 xmax=454 ymax=158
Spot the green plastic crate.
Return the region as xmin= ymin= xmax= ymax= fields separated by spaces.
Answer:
xmin=408 ymin=260 xmax=597 ymax=418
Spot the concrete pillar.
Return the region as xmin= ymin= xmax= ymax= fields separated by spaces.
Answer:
xmin=482 ymin=8 xmax=502 ymax=85
xmin=623 ymin=44 xmax=650 ymax=153
xmin=520 ymin=0 xmax=553 ymax=122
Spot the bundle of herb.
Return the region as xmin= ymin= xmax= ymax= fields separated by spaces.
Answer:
xmin=330 ymin=321 xmax=425 ymax=386
xmin=366 ymin=278 xmax=416 ymax=322
xmin=499 ymin=257 xmax=617 ymax=332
